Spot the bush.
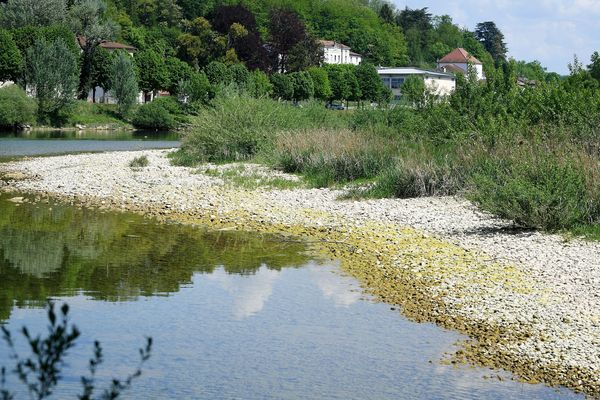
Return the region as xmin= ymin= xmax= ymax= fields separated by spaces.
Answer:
xmin=469 ymin=142 xmax=600 ymax=230
xmin=273 ymin=129 xmax=395 ymax=187
xmin=132 ymin=98 xmax=179 ymax=130
xmin=173 ymin=95 xmax=346 ymax=164
xmin=0 ymin=85 xmax=36 ymax=129
xmin=366 ymin=157 xmax=464 ymax=198
xmin=129 ymin=155 xmax=149 ymax=168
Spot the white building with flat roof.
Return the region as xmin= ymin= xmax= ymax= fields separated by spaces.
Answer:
xmin=320 ymin=40 xmax=362 ymax=65
xmin=377 ymin=67 xmax=456 ymax=100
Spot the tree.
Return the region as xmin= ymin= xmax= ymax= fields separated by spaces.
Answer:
xmin=229 ymin=63 xmax=250 ymax=88
xmin=177 ymin=17 xmax=223 ymax=69
xmin=270 ymin=73 xmax=293 ymax=101
xmin=246 ymin=70 xmax=272 ymax=98
xmin=110 ymin=51 xmax=139 ymax=115
xmin=0 ymin=30 xmax=23 ymax=82
xmin=135 ymin=49 xmax=169 ymax=101
xmin=475 ymin=21 xmax=507 ymax=64
xmin=0 ymin=302 xmax=151 ymax=400
xmin=307 ymin=67 xmax=332 ymax=101
xmin=378 ymin=3 xmax=395 ymax=24
xmin=26 ymin=38 xmax=79 ymax=122
xmin=177 ymin=71 xmax=211 ymax=104
xmin=401 ymin=75 xmax=426 ymax=108
xmin=355 ymin=62 xmax=382 ymax=104
xmin=204 ymin=61 xmax=232 ymax=86
xmin=326 ymin=64 xmax=351 ymax=103
xmin=89 ymin=46 xmax=114 ymax=102
xmin=588 ymin=51 xmax=600 ymax=83
xmin=70 ymin=0 xmax=118 ymax=99
xmin=268 ymin=8 xmax=307 ymax=73
xmin=212 ymin=4 xmax=258 ymax=34
xmin=0 ymin=85 xmax=37 ymax=129
xmin=165 ymin=57 xmax=194 ymax=94
xmin=289 ymin=71 xmax=314 ymax=102
xmin=287 ymin=35 xmax=323 ymax=72
xmin=0 ymin=0 xmax=66 ymax=28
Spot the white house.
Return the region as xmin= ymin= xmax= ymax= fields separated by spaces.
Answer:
xmin=437 ymin=48 xmax=485 ymax=81
xmin=320 ymin=40 xmax=362 ymax=65
xmin=377 ymin=67 xmax=456 ymax=100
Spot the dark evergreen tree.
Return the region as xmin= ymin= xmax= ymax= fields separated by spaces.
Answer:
xmin=475 ymin=21 xmax=508 ymax=64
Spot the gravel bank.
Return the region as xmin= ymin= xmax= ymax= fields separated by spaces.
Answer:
xmin=1 ymin=149 xmax=599 ymax=397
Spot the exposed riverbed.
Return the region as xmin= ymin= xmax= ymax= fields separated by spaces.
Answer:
xmin=0 ymin=149 xmax=598 ymax=397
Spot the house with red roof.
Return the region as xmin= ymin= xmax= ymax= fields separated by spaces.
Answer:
xmin=437 ymin=48 xmax=485 ymax=81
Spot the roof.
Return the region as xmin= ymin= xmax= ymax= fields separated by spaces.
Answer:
xmin=377 ymin=67 xmax=455 ymax=79
xmin=319 ymin=40 xmax=351 ymax=50
xmin=349 ymin=51 xmax=362 ymax=57
xmin=77 ymin=36 xmax=136 ymax=51
xmin=438 ymin=48 xmax=482 ymax=64
xmin=437 ymin=64 xmax=466 ymax=74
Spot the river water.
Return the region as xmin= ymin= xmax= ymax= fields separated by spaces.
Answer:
xmin=0 ymin=192 xmax=581 ymax=399
xmin=0 ymin=130 xmax=179 ymax=159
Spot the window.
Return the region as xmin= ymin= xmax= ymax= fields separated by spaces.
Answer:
xmin=391 ymin=78 xmax=404 ymax=89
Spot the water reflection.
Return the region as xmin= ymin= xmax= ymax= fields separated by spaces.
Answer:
xmin=0 ymin=193 xmax=309 ymax=321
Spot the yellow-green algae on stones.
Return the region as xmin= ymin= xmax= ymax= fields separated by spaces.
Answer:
xmin=2 ymin=187 xmax=599 ymax=398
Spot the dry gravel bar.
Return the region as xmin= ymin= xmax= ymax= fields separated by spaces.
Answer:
xmin=1 ymin=149 xmax=599 ymax=397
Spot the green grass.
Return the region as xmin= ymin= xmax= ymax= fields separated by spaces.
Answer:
xmin=68 ymin=101 xmax=130 ymax=128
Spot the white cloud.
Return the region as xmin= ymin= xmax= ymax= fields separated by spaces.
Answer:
xmin=393 ymin=0 xmax=600 ymax=73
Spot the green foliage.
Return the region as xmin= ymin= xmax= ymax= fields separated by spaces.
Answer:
xmin=173 ymin=95 xmax=345 ymax=164
xmin=0 ymin=302 xmax=152 ymax=400
xmin=177 ymin=71 xmax=211 ymax=105
xmin=26 ymin=38 xmax=79 ymax=124
xmin=204 ymin=61 xmax=232 ymax=86
xmin=400 ymin=75 xmax=426 ymax=107
xmin=0 ymin=85 xmax=37 ymax=129
xmin=0 ymin=0 xmax=66 ymax=28
xmin=469 ymin=143 xmax=600 ymax=230
xmin=67 ymin=101 xmax=128 ymax=127
xmin=246 ymin=70 xmax=273 ymax=98
xmin=355 ymin=62 xmax=383 ymax=103
xmin=270 ymin=73 xmax=294 ymax=101
xmin=229 ymin=63 xmax=250 ymax=88
xmin=135 ymin=49 xmax=169 ymax=95
xmin=289 ymin=71 xmax=314 ymax=101
xmin=165 ymin=57 xmax=194 ymax=94
xmin=0 ymin=30 xmax=23 ymax=82
xmin=588 ymin=51 xmax=600 ymax=83
xmin=110 ymin=51 xmax=139 ymax=116
xmin=307 ymin=67 xmax=332 ymax=101
xmin=90 ymin=46 xmax=114 ymax=94
xmin=129 ymin=155 xmax=149 ymax=168
xmin=475 ymin=21 xmax=507 ymax=64
xmin=132 ymin=97 xmax=179 ymax=130
xmin=273 ymin=129 xmax=394 ymax=187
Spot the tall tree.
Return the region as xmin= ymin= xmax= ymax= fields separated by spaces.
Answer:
xmin=212 ymin=4 xmax=258 ymax=34
xmin=289 ymin=71 xmax=314 ymax=102
xmin=177 ymin=17 xmax=224 ymax=69
xmin=588 ymin=51 xmax=600 ymax=83
xmin=355 ymin=62 xmax=382 ymax=104
xmin=89 ymin=46 xmax=114 ymax=102
xmin=134 ymin=49 xmax=169 ymax=100
xmin=378 ymin=3 xmax=395 ymax=24
xmin=268 ymin=8 xmax=307 ymax=73
xmin=475 ymin=21 xmax=507 ymax=64
xmin=0 ymin=0 xmax=66 ymax=28
xmin=70 ymin=0 xmax=117 ymax=99
xmin=110 ymin=51 xmax=139 ymax=115
xmin=26 ymin=38 xmax=79 ymax=121
xmin=0 ymin=30 xmax=23 ymax=82
xmin=307 ymin=67 xmax=332 ymax=101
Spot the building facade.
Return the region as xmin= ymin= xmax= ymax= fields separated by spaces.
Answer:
xmin=320 ymin=40 xmax=362 ymax=65
xmin=437 ymin=48 xmax=485 ymax=81
xmin=377 ymin=67 xmax=456 ymax=100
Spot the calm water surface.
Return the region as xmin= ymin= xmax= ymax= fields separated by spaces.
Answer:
xmin=0 ymin=194 xmax=581 ymax=399
xmin=0 ymin=130 xmax=179 ymax=159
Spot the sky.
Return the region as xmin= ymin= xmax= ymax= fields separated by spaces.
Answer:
xmin=392 ymin=0 xmax=600 ymax=74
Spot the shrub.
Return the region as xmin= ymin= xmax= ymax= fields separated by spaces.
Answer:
xmin=132 ymin=99 xmax=178 ymax=130
xmin=270 ymin=73 xmax=293 ymax=101
xmin=273 ymin=129 xmax=395 ymax=187
xmin=129 ymin=155 xmax=149 ymax=168
xmin=469 ymin=142 xmax=600 ymax=230
xmin=0 ymin=84 xmax=36 ymax=129
xmin=173 ymin=96 xmax=346 ymax=165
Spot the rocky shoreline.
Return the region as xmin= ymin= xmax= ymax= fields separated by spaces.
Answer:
xmin=1 ymin=149 xmax=599 ymax=397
